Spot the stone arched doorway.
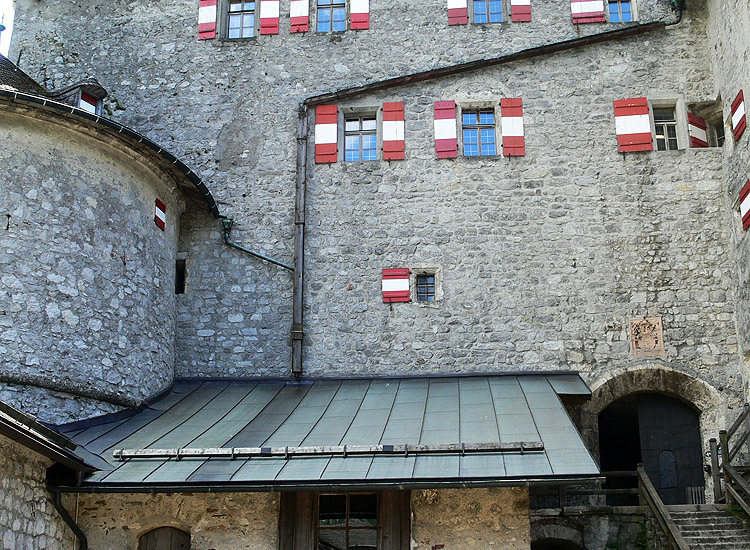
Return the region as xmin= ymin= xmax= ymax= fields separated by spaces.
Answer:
xmin=598 ymin=392 xmax=704 ymax=505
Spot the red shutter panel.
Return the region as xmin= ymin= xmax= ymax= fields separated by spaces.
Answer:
xmin=741 ymin=180 xmax=750 ymax=231
xmin=260 ymin=0 xmax=280 ymax=34
xmin=198 ymin=0 xmax=218 ymax=39
xmin=154 ymin=199 xmax=166 ymax=231
xmin=350 ymin=0 xmax=370 ymax=29
xmin=382 ymin=269 xmax=410 ymax=303
xmin=447 ymin=0 xmax=468 ymax=25
xmin=687 ymin=113 xmax=708 ymax=148
xmin=510 ymin=0 xmax=531 ymax=22
xmin=315 ymin=105 xmax=338 ymax=164
xmin=290 ymin=0 xmax=310 ymax=32
xmin=570 ymin=0 xmax=605 ymax=23
xmin=613 ymin=97 xmax=653 ymax=152
xmin=501 ymin=98 xmax=525 ymax=157
xmin=434 ymin=101 xmax=457 ymax=158
xmin=732 ymin=90 xmax=746 ymax=142
xmin=383 ymin=102 xmax=405 ymax=160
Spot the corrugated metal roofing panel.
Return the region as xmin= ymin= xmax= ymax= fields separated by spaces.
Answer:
xmin=70 ymin=374 xmax=598 ymax=489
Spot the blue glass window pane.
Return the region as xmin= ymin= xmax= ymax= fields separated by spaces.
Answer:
xmin=481 ymin=143 xmax=496 ymax=156
xmin=474 ymin=0 xmax=487 ymax=23
xmin=362 ymin=135 xmax=377 ymax=161
xmin=464 ymin=129 xmax=479 ymax=156
xmin=463 ymin=113 xmax=478 ymax=125
xmin=489 ymin=0 xmax=503 ymax=22
xmin=479 ymin=112 xmax=494 ymax=125
xmin=333 ymin=7 xmax=346 ymax=31
xmin=480 ymin=128 xmax=495 ymax=142
xmin=318 ymin=0 xmax=332 ymax=4
xmin=317 ymin=9 xmax=331 ymax=31
xmin=345 ymin=136 xmax=360 ymax=161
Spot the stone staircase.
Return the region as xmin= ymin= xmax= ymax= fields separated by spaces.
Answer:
xmin=668 ymin=505 xmax=750 ymax=549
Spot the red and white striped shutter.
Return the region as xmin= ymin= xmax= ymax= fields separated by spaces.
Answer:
xmin=511 ymin=0 xmax=531 ymax=22
xmin=260 ymin=0 xmax=280 ymax=34
xmin=570 ymin=0 xmax=605 ymax=23
xmin=290 ymin=0 xmax=310 ymax=32
xmin=350 ymin=0 xmax=370 ymax=29
xmin=613 ymin=97 xmax=653 ymax=152
xmin=434 ymin=101 xmax=458 ymax=158
xmin=382 ymin=269 xmax=410 ymax=303
xmin=383 ymin=102 xmax=405 ymax=160
xmin=154 ymin=199 xmax=166 ymax=231
xmin=732 ymin=90 xmax=747 ymax=142
xmin=198 ymin=0 xmax=218 ymax=39
xmin=315 ymin=105 xmax=338 ymax=164
xmin=687 ymin=113 xmax=708 ymax=148
xmin=740 ymin=180 xmax=750 ymax=231
xmin=447 ymin=0 xmax=468 ymax=25
xmin=501 ymin=98 xmax=525 ymax=157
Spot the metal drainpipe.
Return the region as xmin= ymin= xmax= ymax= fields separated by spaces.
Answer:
xmin=52 ymin=489 xmax=88 ymax=550
xmin=291 ymin=107 xmax=308 ymax=376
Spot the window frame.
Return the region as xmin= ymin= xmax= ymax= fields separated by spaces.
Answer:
xmin=344 ymin=115 xmax=378 ymax=162
xmin=339 ymin=106 xmax=382 ymax=162
xmin=411 ymin=267 xmax=442 ymax=306
xmin=316 ymin=493 xmax=379 ymax=550
xmin=648 ymin=98 xmax=688 ymax=152
xmin=470 ymin=0 xmax=506 ymax=24
xmin=225 ymin=0 xmax=258 ymax=39
xmin=316 ymin=0 xmax=348 ymax=32
xmin=607 ymin=0 xmax=635 ymax=23
xmin=458 ymin=103 xmax=499 ymax=158
xmin=653 ymin=107 xmax=679 ymax=151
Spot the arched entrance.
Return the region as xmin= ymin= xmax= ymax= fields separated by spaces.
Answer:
xmin=598 ymin=393 xmax=704 ymax=505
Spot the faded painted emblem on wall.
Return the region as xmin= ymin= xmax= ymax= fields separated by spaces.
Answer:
xmin=630 ymin=317 xmax=666 ymax=357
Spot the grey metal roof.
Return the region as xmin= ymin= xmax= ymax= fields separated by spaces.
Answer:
xmin=59 ymin=374 xmax=598 ymax=490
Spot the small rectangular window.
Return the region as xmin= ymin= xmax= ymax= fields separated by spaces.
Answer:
xmin=318 ymin=0 xmax=346 ymax=32
xmin=175 ymin=259 xmax=187 ymax=295
xmin=473 ymin=0 xmax=503 ymax=23
xmin=608 ymin=0 xmax=632 ymax=22
xmin=416 ymin=274 xmax=436 ymax=302
xmin=462 ymin=109 xmax=496 ymax=156
xmin=345 ymin=116 xmax=377 ymax=161
xmin=318 ymin=494 xmax=377 ymax=549
xmin=715 ymin=122 xmax=725 ymax=147
xmin=653 ymin=108 xmax=678 ymax=151
xmin=228 ymin=0 xmax=256 ymax=38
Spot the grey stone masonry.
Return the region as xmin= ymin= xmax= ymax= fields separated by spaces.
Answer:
xmin=5 ymin=0 xmax=746 ymax=408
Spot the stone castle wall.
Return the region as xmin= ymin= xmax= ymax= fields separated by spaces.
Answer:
xmin=0 ymin=106 xmax=183 ymax=421
xmin=6 ymin=0 xmax=746 ymax=406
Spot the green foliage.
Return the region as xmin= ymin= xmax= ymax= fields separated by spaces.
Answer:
xmin=636 ymin=519 xmax=650 ymax=550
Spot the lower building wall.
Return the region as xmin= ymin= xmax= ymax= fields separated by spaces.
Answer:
xmin=0 ymin=434 xmax=71 ymax=550
xmin=411 ymin=487 xmax=531 ymax=549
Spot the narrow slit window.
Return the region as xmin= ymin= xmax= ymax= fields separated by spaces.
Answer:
xmin=318 ymin=0 xmax=346 ymax=32
xmin=608 ymin=0 xmax=632 ymax=22
xmin=345 ymin=116 xmax=377 ymax=161
xmin=175 ymin=259 xmax=187 ymax=295
xmin=654 ymin=108 xmax=678 ymax=151
xmin=462 ymin=110 xmax=496 ymax=156
xmin=228 ymin=0 xmax=256 ymax=38
xmin=473 ymin=0 xmax=503 ymax=23
xmin=715 ymin=122 xmax=725 ymax=147
xmin=416 ymin=274 xmax=436 ymax=302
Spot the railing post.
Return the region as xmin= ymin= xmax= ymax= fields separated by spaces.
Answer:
xmin=637 ymin=463 xmax=645 ymax=506
xmin=720 ymin=429 xmax=733 ymax=506
xmin=744 ymin=404 xmax=750 ymax=455
xmin=710 ymin=437 xmax=722 ymax=502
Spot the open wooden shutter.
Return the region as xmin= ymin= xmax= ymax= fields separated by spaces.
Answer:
xmin=434 ymin=101 xmax=458 ymax=158
xmin=383 ymin=102 xmax=405 ymax=160
xmin=447 ymin=0 xmax=468 ymax=25
xmin=614 ymin=97 xmax=653 ymax=152
xmin=378 ymin=490 xmax=410 ymax=550
xmin=351 ymin=0 xmax=370 ymax=29
xmin=290 ymin=0 xmax=310 ymax=32
xmin=571 ymin=0 xmax=605 ymax=23
xmin=687 ymin=113 xmax=708 ymax=148
xmin=315 ymin=105 xmax=338 ymax=163
xmin=279 ymin=492 xmax=316 ymax=550
xmin=501 ymin=98 xmax=525 ymax=156
xmin=511 ymin=0 xmax=531 ymax=21
xmin=382 ymin=269 xmax=410 ymax=302
xmin=740 ymin=180 xmax=750 ymax=231
xmin=198 ymin=0 xmax=217 ymax=39
xmin=732 ymin=90 xmax=747 ymax=142
xmin=260 ymin=0 xmax=280 ymax=34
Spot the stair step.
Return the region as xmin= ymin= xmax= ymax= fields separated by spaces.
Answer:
xmin=668 ymin=507 xmax=750 ymax=550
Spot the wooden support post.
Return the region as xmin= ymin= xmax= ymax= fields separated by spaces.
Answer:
xmin=744 ymin=404 xmax=750 ymax=455
xmin=558 ymin=485 xmax=567 ymax=509
xmin=710 ymin=438 xmax=722 ymax=503
xmin=720 ymin=429 xmax=733 ymax=506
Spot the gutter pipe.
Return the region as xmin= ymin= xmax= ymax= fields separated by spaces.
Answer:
xmin=52 ymin=489 xmax=88 ymax=550
xmin=221 ymin=217 xmax=293 ymax=271
xmin=291 ymin=16 xmax=680 ymax=376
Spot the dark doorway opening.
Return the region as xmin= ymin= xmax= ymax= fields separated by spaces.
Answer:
xmin=531 ymin=539 xmax=584 ymax=550
xmin=598 ymin=393 xmax=704 ymax=505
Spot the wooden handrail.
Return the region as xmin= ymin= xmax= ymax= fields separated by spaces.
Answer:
xmin=727 ymin=404 xmax=750 ymax=439
xmin=723 ymin=463 xmax=750 ymax=517
xmin=637 ymin=464 xmax=690 ymax=550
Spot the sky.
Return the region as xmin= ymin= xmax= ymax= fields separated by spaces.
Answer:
xmin=0 ymin=0 xmax=14 ymax=57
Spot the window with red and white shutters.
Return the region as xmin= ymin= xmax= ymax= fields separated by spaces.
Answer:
xmin=613 ymin=97 xmax=653 ymax=152
xmin=290 ymin=0 xmax=309 ymax=32
xmin=434 ymin=101 xmax=458 ymax=158
xmin=740 ymin=180 xmax=750 ymax=231
xmin=382 ymin=269 xmax=410 ymax=303
xmin=350 ymin=0 xmax=370 ymax=29
xmin=315 ymin=105 xmax=338 ymax=164
xmin=732 ymin=90 xmax=746 ymax=142
xmin=501 ymin=98 xmax=525 ymax=156
xmin=687 ymin=113 xmax=708 ymax=148
xmin=570 ymin=0 xmax=605 ymax=23
xmin=511 ymin=0 xmax=531 ymax=22
xmin=447 ymin=0 xmax=468 ymax=25
xmin=198 ymin=0 xmax=218 ymax=39
xmin=259 ymin=0 xmax=280 ymax=34
xmin=383 ymin=102 xmax=405 ymax=160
